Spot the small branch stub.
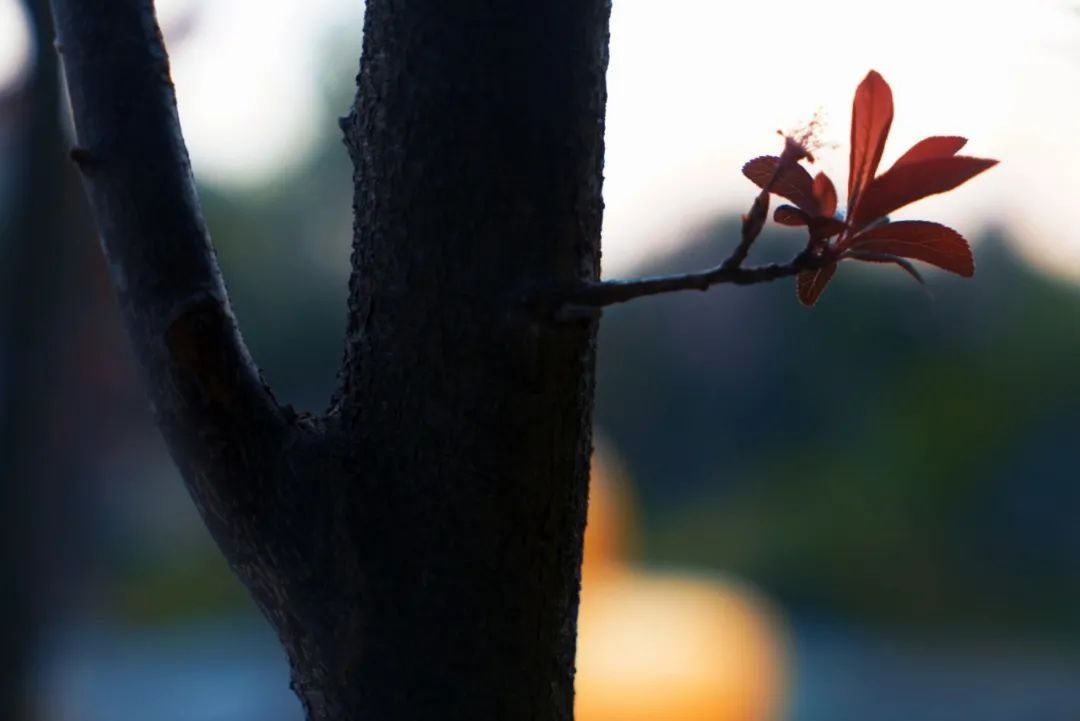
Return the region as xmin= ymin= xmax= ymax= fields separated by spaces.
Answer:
xmin=68 ymin=146 xmax=92 ymax=170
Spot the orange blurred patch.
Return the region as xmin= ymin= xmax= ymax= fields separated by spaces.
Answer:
xmin=576 ymin=444 xmax=788 ymax=721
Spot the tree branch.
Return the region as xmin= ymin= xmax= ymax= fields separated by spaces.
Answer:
xmin=49 ymin=1 xmax=289 ymax=511
xmin=552 ymin=172 xmax=822 ymax=312
xmin=722 ymin=188 xmax=771 ymax=271
xmin=550 ymin=144 xmax=831 ymax=313
xmin=557 ymin=250 xmax=820 ymax=311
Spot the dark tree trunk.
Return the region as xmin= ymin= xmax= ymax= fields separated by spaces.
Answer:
xmin=48 ymin=1 xmax=611 ymax=719
xmin=307 ymin=3 xmax=609 ymax=717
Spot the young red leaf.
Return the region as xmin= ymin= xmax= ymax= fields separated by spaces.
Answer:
xmin=848 ymin=220 xmax=974 ymax=276
xmin=742 ymin=156 xmax=820 ymax=215
xmin=743 ymin=71 xmax=995 ymax=307
xmin=844 ymin=250 xmax=926 ymax=286
xmin=813 ymin=172 xmax=838 ymax=218
xmin=850 ymin=156 xmax=998 ymax=231
xmin=890 ymin=136 xmax=967 ymax=168
xmin=848 ymin=70 xmax=893 ymax=211
xmin=796 ymin=264 xmax=837 ymax=306
xmin=808 ymin=217 xmax=847 ymax=240
xmin=774 ymin=205 xmax=809 ymax=226
xmin=773 ymin=207 xmax=845 ymax=240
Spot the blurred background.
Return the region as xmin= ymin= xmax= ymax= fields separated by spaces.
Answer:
xmin=2 ymin=0 xmax=1080 ymax=719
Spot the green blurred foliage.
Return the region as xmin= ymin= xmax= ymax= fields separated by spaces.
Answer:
xmin=104 ymin=548 xmax=250 ymax=625
xmin=598 ymin=222 xmax=1080 ymax=634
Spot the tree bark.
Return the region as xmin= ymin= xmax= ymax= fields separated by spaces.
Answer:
xmin=49 ymin=1 xmax=611 ymax=719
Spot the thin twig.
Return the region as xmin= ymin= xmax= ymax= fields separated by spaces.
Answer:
xmin=722 ymin=188 xmax=771 ymax=270
xmin=551 ymin=149 xmax=823 ymax=313
xmin=557 ymin=251 xmax=821 ymax=310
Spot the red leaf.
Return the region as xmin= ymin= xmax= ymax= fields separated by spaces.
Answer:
xmin=774 ymin=207 xmax=845 ymax=238
xmin=848 ymin=70 xmax=894 ymax=211
xmin=742 ymin=156 xmax=819 ymax=215
xmin=890 ymin=136 xmax=967 ymax=168
xmin=851 ymin=156 xmax=998 ymax=230
xmin=844 ymin=250 xmax=926 ymax=286
xmin=808 ymin=217 xmax=847 ymax=240
xmin=813 ymin=172 xmax=838 ymax=218
xmin=848 ymin=220 xmax=974 ymax=276
xmin=774 ymin=205 xmax=809 ymax=226
xmin=797 ymin=264 xmax=837 ymax=306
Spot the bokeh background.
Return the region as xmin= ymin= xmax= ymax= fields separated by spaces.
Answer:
xmin=3 ymin=1 xmax=1080 ymax=719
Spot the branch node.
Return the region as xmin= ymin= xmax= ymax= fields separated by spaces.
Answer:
xmin=68 ymin=146 xmax=93 ymax=171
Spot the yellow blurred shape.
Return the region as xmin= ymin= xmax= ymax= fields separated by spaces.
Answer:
xmin=581 ymin=446 xmax=633 ymax=571
xmin=575 ymin=445 xmax=787 ymax=721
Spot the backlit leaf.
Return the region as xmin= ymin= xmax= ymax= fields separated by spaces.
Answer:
xmin=742 ymin=156 xmax=819 ymax=215
xmin=796 ymin=264 xmax=837 ymax=306
xmin=890 ymin=136 xmax=967 ymax=168
xmin=808 ymin=217 xmax=847 ymax=240
xmin=774 ymin=205 xmax=809 ymax=226
xmin=844 ymin=250 xmax=926 ymax=285
xmin=813 ymin=172 xmax=838 ymax=218
xmin=851 ymin=156 xmax=998 ymax=231
xmin=848 ymin=70 xmax=893 ymax=212
xmin=848 ymin=220 xmax=974 ymax=276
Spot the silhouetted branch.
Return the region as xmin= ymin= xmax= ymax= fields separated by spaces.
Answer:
xmin=722 ymin=188 xmax=771 ymax=270
xmin=49 ymin=1 xmax=289 ymax=514
xmin=555 ymin=171 xmax=821 ymax=311
xmin=558 ymin=250 xmax=821 ymax=311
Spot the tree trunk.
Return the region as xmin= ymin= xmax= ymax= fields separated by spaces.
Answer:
xmin=49 ymin=1 xmax=611 ymax=719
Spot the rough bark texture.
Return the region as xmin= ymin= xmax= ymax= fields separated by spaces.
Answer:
xmin=50 ymin=1 xmax=611 ymax=719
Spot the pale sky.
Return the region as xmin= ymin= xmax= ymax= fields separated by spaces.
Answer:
xmin=2 ymin=0 xmax=1078 ymax=278
xmin=0 ymin=0 xmax=28 ymax=90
